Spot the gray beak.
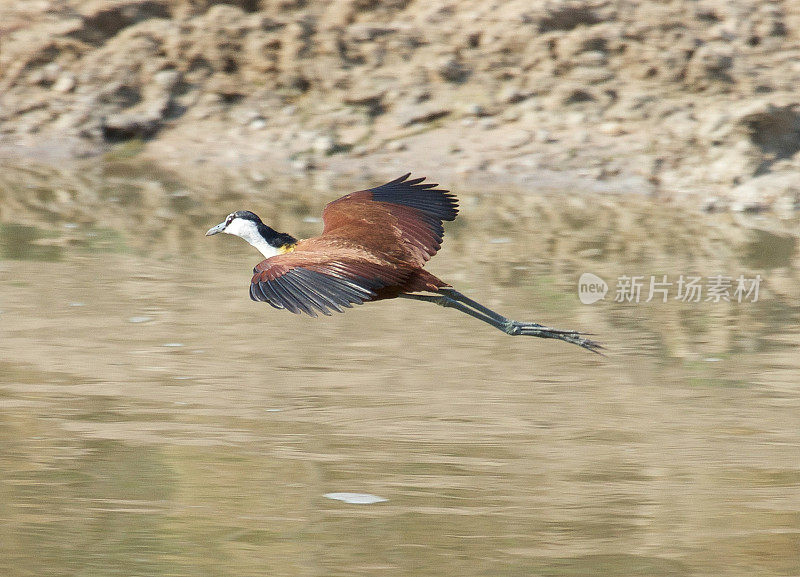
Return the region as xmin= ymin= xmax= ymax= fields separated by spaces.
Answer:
xmin=206 ymin=222 xmax=226 ymax=236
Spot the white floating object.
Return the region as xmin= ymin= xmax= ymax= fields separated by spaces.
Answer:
xmin=324 ymin=492 xmax=387 ymax=505
xmin=69 ymin=302 xmax=86 ymax=307
xmin=162 ymin=343 xmax=184 ymax=348
xmin=128 ymin=316 xmax=153 ymax=323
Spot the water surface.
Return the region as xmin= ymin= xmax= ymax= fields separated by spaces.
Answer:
xmin=0 ymin=161 xmax=798 ymax=576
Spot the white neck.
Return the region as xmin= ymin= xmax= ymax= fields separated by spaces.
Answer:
xmin=224 ymin=219 xmax=281 ymax=259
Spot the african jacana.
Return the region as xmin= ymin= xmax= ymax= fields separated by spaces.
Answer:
xmin=206 ymin=174 xmax=601 ymax=352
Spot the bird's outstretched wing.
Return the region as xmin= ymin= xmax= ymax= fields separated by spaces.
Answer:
xmin=321 ymin=173 xmax=459 ymax=265
xmin=249 ymin=245 xmax=409 ymax=317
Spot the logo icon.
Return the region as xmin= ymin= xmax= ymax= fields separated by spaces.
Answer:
xmin=578 ymin=272 xmax=608 ymax=304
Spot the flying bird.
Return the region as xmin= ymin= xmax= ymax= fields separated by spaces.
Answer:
xmin=206 ymin=174 xmax=601 ymax=353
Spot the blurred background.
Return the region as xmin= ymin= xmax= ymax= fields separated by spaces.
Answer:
xmin=1 ymin=1 xmax=799 ymax=576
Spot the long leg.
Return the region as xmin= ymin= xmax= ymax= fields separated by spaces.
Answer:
xmin=439 ymin=288 xmax=543 ymax=327
xmin=399 ymin=292 xmax=603 ymax=354
xmin=440 ymin=288 xmax=582 ymax=335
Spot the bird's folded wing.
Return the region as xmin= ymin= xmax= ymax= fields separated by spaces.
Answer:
xmin=250 ymin=254 xmax=406 ymax=317
xmin=321 ymin=173 xmax=458 ymax=265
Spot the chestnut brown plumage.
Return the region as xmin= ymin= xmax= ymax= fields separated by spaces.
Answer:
xmin=207 ymin=174 xmax=602 ymax=353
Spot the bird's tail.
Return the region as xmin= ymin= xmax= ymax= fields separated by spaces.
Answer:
xmin=403 ymin=269 xmax=451 ymax=293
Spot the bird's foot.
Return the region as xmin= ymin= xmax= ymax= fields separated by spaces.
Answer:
xmin=503 ymin=320 xmax=604 ymax=354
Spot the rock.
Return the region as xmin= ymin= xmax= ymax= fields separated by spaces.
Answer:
xmin=52 ymin=74 xmax=76 ymax=93
xmin=232 ymin=108 xmax=264 ymax=126
xmin=501 ymin=107 xmax=522 ymax=122
xmin=312 ymin=135 xmax=337 ymax=155
xmin=436 ymin=55 xmax=470 ymax=83
xmin=568 ymin=66 xmax=614 ymax=85
xmin=702 ymin=196 xmax=727 ymax=213
xmin=351 ymin=144 xmax=369 ymax=157
xmin=337 ymin=124 xmax=370 ymax=147
xmin=598 ymin=122 xmax=626 ymax=136
xmin=697 ymin=111 xmax=734 ymax=145
xmin=386 ymin=140 xmax=407 ymax=152
xmin=504 ymin=129 xmax=531 ymax=149
xmin=249 ymin=117 xmax=267 ymax=130
xmin=737 ymin=102 xmax=800 ymax=158
xmin=704 ymin=143 xmax=760 ymax=184
xmin=30 ymin=62 xmax=63 ymax=87
xmin=576 ymin=50 xmax=607 ymax=67
xmin=291 ymin=156 xmax=313 ymax=172
xmin=698 ymin=100 xmax=800 ymax=187
xmin=343 ymin=89 xmax=384 ymax=108
xmin=396 ymin=102 xmax=451 ymax=127
xmin=101 ymin=112 xmax=161 ymax=141
xmin=555 ymin=25 xmax=613 ymax=61
xmin=343 ymin=88 xmax=385 ymax=116
xmin=462 ymin=102 xmax=489 ymax=117
xmin=153 ymin=69 xmax=180 ymax=91
xmin=347 ymin=24 xmax=398 ymax=43
xmin=685 ymin=44 xmax=734 ymax=89
xmin=68 ymin=1 xmax=171 ymax=46
xmin=497 ymin=85 xmax=530 ymax=104
xmin=552 ymin=84 xmax=597 ymax=106
xmin=730 ymin=172 xmax=800 ymax=211
xmin=531 ymin=3 xmax=601 ymax=32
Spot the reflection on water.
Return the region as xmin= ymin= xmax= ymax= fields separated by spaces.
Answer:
xmin=743 ymin=229 xmax=797 ymax=269
xmin=0 ymin=161 xmax=799 ymax=576
xmin=0 ymin=223 xmax=63 ymax=261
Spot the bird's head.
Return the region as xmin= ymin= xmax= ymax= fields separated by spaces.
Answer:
xmin=205 ymin=210 xmax=262 ymax=238
xmin=206 ymin=210 xmax=297 ymax=259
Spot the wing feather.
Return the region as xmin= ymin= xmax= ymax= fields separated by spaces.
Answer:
xmin=295 ymin=269 xmax=348 ymax=313
xmin=279 ymin=272 xmax=332 ymax=316
xmin=276 ymin=275 xmax=320 ymax=316
xmin=321 ymin=173 xmax=458 ymax=264
xmin=250 ymin=254 xmax=386 ymax=316
xmin=267 ymin=277 xmax=305 ymax=315
xmin=251 ymin=281 xmax=286 ymax=310
xmin=368 ymin=173 xmax=457 ymax=220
